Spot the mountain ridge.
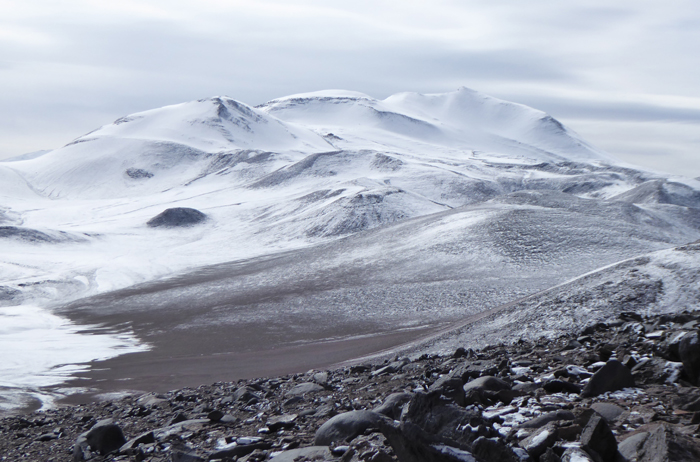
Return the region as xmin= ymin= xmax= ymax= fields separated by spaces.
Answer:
xmin=1 ymin=87 xmax=699 ymax=416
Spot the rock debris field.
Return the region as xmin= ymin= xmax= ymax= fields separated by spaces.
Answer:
xmin=5 ymin=310 xmax=700 ymax=461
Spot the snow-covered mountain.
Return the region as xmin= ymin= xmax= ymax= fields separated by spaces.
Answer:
xmin=1 ymin=87 xmax=699 ymax=414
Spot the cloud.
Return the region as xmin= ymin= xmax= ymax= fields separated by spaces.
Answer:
xmin=0 ymin=0 xmax=699 ymax=178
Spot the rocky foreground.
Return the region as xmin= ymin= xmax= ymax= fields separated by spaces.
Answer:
xmin=5 ymin=311 xmax=700 ymax=461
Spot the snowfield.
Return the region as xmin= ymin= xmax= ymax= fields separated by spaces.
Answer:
xmin=1 ymin=87 xmax=699 ymax=414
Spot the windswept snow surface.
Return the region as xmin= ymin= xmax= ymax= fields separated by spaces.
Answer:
xmin=1 ymin=87 xmax=700 ymax=413
xmin=419 ymin=240 xmax=700 ymax=354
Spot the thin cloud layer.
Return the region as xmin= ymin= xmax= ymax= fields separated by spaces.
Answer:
xmin=0 ymin=0 xmax=698 ymax=176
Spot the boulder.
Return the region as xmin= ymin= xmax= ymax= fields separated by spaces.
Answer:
xmin=580 ymin=360 xmax=634 ymax=398
xmin=377 ymin=418 xmax=479 ymax=462
xmin=287 ymin=382 xmax=325 ymax=396
xmin=373 ymin=392 xmax=413 ymax=420
xmin=519 ymin=422 xmax=559 ymax=459
xmin=146 ymin=207 xmax=207 ymax=228
xmin=618 ymin=423 xmax=700 ymax=462
xmin=590 ymin=402 xmax=624 ymax=423
xmin=401 ymin=392 xmax=488 ymax=448
xmin=542 ymin=379 xmax=582 ymax=394
xmin=580 ymin=414 xmax=618 ymax=462
xmin=429 ymin=376 xmax=466 ymax=406
xmin=471 ymin=437 xmax=519 ymax=462
xmin=679 ymin=332 xmax=700 ymax=384
xmin=314 ymin=410 xmax=390 ymax=446
xmin=73 ymin=419 xmax=126 ymax=461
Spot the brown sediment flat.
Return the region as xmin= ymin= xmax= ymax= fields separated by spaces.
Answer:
xmin=55 ymin=323 xmax=444 ymax=406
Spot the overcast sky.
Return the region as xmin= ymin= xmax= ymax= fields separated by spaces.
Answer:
xmin=1 ymin=0 xmax=699 ymax=177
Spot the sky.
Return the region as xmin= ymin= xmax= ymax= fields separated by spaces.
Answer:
xmin=1 ymin=0 xmax=699 ymax=177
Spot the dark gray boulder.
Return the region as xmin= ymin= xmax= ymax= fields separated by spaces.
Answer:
xmin=590 ymin=402 xmax=624 ymax=423
xmin=378 ymin=418 xmax=483 ymax=462
xmin=146 ymin=207 xmax=207 ymax=228
xmin=580 ymin=360 xmax=634 ymax=398
xmin=472 ymin=436 xmax=520 ymax=462
xmin=429 ymin=376 xmax=466 ymax=406
xmin=580 ymin=414 xmax=618 ymax=462
xmin=618 ymin=423 xmax=700 ymax=462
xmin=287 ymin=382 xmax=325 ymax=396
xmin=679 ymin=332 xmax=700 ymax=384
xmin=373 ymin=392 xmax=413 ymax=420
xmin=314 ymin=410 xmax=390 ymax=446
xmin=73 ymin=419 xmax=126 ymax=461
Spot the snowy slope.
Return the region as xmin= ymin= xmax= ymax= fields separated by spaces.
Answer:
xmin=1 ymin=87 xmax=700 ymax=414
xmin=420 ymin=239 xmax=700 ymax=354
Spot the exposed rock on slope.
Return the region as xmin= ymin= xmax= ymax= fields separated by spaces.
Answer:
xmin=146 ymin=208 xmax=207 ymax=228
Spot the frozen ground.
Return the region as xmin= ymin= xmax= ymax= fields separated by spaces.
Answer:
xmin=1 ymin=88 xmax=699 ymax=414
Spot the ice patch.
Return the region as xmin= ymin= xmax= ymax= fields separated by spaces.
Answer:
xmin=0 ymin=305 xmax=147 ymax=414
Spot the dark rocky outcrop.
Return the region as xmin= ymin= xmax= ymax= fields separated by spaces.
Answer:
xmin=146 ymin=207 xmax=207 ymax=228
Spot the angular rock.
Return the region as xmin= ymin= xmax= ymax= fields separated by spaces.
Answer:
xmin=618 ymin=423 xmax=700 ymax=462
xmin=377 ymin=418 xmax=478 ymax=462
xmin=429 ymin=376 xmax=466 ymax=406
xmin=120 ymin=431 xmax=155 ymax=451
xmin=170 ymin=447 xmax=207 ymax=462
xmin=314 ymin=410 xmax=390 ymax=446
xmin=287 ymin=382 xmax=325 ymax=396
xmin=580 ymin=360 xmax=634 ymax=398
xmin=519 ymin=422 xmax=559 ymax=460
xmin=590 ymin=402 xmax=624 ymax=423
xmin=371 ymin=359 xmax=408 ymax=377
xmin=373 ymin=393 xmax=413 ymax=420
xmin=209 ymin=441 xmax=272 ymax=459
xmin=540 ymin=447 xmax=562 ymax=462
xmin=471 ymin=436 xmax=519 ymax=462
xmin=232 ymin=386 xmax=259 ymax=403
xmin=580 ymin=414 xmax=618 ymax=462
xmin=517 ymin=410 xmax=575 ymax=429
xmin=401 ymin=392 xmax=487 ymax=448
xmin=266 ymin=414 xmax=297 ymax=432
xmin=543 ymin=379 xmax=582 ymax=394
xmin=269 ymin=446 xmax=334 ymax=462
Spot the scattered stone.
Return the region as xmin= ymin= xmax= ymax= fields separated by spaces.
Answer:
xmin=580 ymin=360 xmax=635 ymax=398
xmin=314 ymin=410 xmax=389 ymax=446
xmin=287 ymin=382 xmax=325 ymax=396
xmin=618 ymin=423 xmax=700 ymax=462
xmin=580 ymin=414 xmax=618 ymax=462
xmin=590 ymin=402 xmax=624 ymax=423
xmin=373 ymin=392 xmax=413 ymax=420
xmin=519 ymin=422 xmax=559 ymax=459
